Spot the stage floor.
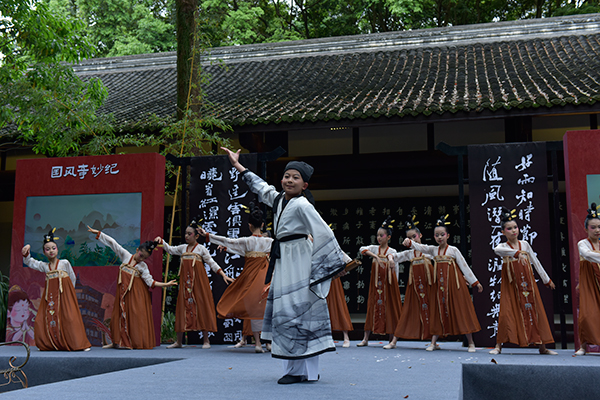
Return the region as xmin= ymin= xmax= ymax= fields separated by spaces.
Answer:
xmin=1 ymin=340 xmax=596 ymax=399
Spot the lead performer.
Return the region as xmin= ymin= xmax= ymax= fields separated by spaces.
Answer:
xmin=222 ymin=147 xmax=347 ymax=384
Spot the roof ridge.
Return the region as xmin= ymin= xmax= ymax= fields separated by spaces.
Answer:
xmin=72 ymin=13 xmax=600 ymax=73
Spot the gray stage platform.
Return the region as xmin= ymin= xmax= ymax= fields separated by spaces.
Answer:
xmin=0 ymin=340 xmax=595 ymax=399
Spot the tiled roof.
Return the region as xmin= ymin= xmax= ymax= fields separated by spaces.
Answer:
xmin=72 ymin=14 xmax=600 ymax=128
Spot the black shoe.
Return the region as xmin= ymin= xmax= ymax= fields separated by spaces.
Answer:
xmin=277 ymin=375 xmax=305 ymax=384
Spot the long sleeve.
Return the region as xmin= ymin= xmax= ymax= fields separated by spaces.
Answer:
xmin=161 ymin=242 xmax=187 ymax=257
xmin=394 ymin=249 xmax=414 ymax=264
xmin=242 ymin=171 xmax=280 ymax=208
xmin=493 ymin=242 xmax=520 ymax=258
xmin=578 ymin=239 xmax=600 ymax=264
xmin=60 ymin=260 xmax=77 ymax=286
xmin=207 ymin=234 xmax=273 ymax=257
xmin=521 ymin=241 xmax=551 ymax=285
xmin=23 ymin=255 xmax=48 ymax=274
xmin=407 ymin=240 xmax=439 ymax=257
xmin=135 ymin=262 xmax=156 ymax=287
xmin=96 ymin=232 xmax=132 ymax=264
xmin=359 ymin=244 xmax=377 ymax=255
xmin=195 ymin=245 xmax=222 ymax=273
xmin=448 ymin=246 xmax=479 ymax=286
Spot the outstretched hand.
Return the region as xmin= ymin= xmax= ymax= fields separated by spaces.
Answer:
xmin=222 ymin=275 xmax=235 ymax=285
xmin=87 ymin=225 xmax=100 ymax=235
xmin=22 ymin=245 xmax=30 ymax=257
xmin=476 ymin=283 xmax=483 ymax=293
xmin=402 ymin=238 xmax=412 ymax=247
xmin=196 ymin=227 xmax=207 ymax=237
xmin=221 ymin=147 xmax=245 ymax=172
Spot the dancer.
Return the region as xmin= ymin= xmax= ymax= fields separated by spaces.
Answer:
xmin=489 ymin=208 xmax=556 ymax=355
xmin=403 ymin=215 xmax=483 ymax=352
xmin=574 ymin=203 xmax=600 ymax=356
xmin=357 ymin=216 xmax=402 ymax=347
xmin=21 ymin=228 xmax=91 ymax=351
xmin=384 ymin=215 xmax=434 ymax=349
xmin=156 ymin=217 xmax=233 ymax=349
xmin=87 ymin=226 xmax=177 ymax=349
xmin=327 ymin=251 xmax=354 ymax=348
xmin=222 ymin=147 xmax=347 ymax=385
xmin=196 ymin=203 xmax=272 ymax=353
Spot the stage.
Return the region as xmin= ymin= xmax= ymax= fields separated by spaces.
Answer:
xmin=1 ymin=341 xmax=597 ymax=399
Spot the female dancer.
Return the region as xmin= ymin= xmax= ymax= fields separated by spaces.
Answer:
xmin=403 ymin=215 xmax=483 ymax=352
xmin=196 ymin=203 xmax=272 ymax=353
xmin=384 ymin=216 xmax=434 ymax=349
xmin=222 ymin=147 xmax=347 ymax=384
xmin=358 ymin=217 xmax=402 ymax=347
xmin=21 ymin=228 xmax=91 ymax=351
xmin=489 ymin=208 xmax=556 ymax=355
xmin=156 ymin=217 xmax=233 ymax=349
xmin=574 ymin=203 xmax=600 ymax=356
xmin=88 ymin=226 xmax=177 ymax=349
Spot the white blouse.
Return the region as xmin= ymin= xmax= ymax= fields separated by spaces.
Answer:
xmin=408 ymin=240 xmax=479 ymax=286
xmin=493 ymin=240 xmax=551 ymax=285
xmin=162 ymin=241 xmax=222 ymax=273
xmin=23 ymin=256 xmax=76 ymax=286
xmin=97 ymin=232 xmax=155 ymax=287
xmin=206 ymin=234 xmax=273 ymax=256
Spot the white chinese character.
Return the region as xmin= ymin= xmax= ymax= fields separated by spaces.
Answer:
xmin=481 ymin=185 xmax=504 ymax=206
xmin=205 ymin=182 xmax=213 ymax=196
xmin=487 ymin=320 xmax=498 ymax=338
xmin=208 ymin=206 xmax=219 ymax=220
xmin=226 ymin=215 xmax=242 ymax=227
xmin=517 ymin=174 xmax=535 ymax=185
xmin=51 ymin=166 xmax=63 ymax=178
xmin=487 ymin=303 xmax=500 ymax=319
xmin=228 ymin=184 xmax=248 ymax=200
xmin=483 ymin=156 xmax=503 ymax=182
xmin=64 ymin=166 xmax=76 ymax=177
xmin=200 ymin=167 xmax=223 ymax=181
xmin=91 ymin=165 xmax=103 ymax=177
xmin=515 ymin=189 xmax=533 ymax=206
xmin=515 ymin=154 xmax=533 ymax=172
xmin=77 ymin=164 xmax=89 ymax=179
xmin=229 ymin=167 xmax=240 ymax=182
xmin=227 ymin=228 xmax=240 ymax=238
xmin=199 ymin=197 xmax=218 ymax=209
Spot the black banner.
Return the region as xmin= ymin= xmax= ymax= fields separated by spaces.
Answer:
xmin=312 ymin=197 xmax=472 ymax=314
xmin=187 ymin=153 xmax=258 ymax=344
xmin=468 ymin=143 xmax=554 ymax=347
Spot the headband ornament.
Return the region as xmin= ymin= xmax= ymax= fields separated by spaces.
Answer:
xmin=43 ymin=228 xmax=59 ymax=244
xmin=405 ymin=214 xmax=419 ymax=230
xmin=587 ymin=203 xmax=600 ymax=219
xmin=435 ymin=214 xmax=451 ymax=227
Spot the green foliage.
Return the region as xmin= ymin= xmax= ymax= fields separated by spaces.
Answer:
xmin=45 ymin=0 xmax=177 ymax=57
xmin=160 ymin=310 xmax=177 ymax=343
xmin=1 ymin=0 xmax=112 ymax=157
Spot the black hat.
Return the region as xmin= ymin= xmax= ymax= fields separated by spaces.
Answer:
xmin=284 ymin=161 xmax=314 ymax=182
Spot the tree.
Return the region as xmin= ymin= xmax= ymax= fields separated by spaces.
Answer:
xmin=1 ymin=0 xmax=111 ymax=157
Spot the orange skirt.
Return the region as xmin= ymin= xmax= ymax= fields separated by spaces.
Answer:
xmin=431 ymin=258 xmax=480 ymax=337
xmin=364 ymin=258 xmax=402 ymax=335
xmin=216 ymin=256 xmax=268 ymax=320
xmin=579 ymin=260 xmax=600 ymax=346
xmin=327 ymin=278 xmax=353 ymax=332
xmin=110 ymin=272 xmax=155 ymax=349
xmin=35 ymin=275 xmax=91 ymax=351
xmin=175 ymin=257 xmax=217 ymax=333
xmin=395 ymin=259 xmax=434 ymax=340
xmin=496 ymin=259 xmax=553 ymax=346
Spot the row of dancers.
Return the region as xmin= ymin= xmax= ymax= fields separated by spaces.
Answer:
xmin=18 ymin=149 xmax=600 ymax=384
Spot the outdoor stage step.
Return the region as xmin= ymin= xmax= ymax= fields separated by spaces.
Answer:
xmin=460 ymin=363 xmax=600 ymax=400
xmin=1 ymin=356 xmax=182 ymax=393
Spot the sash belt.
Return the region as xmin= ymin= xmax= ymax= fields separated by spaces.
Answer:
xmin=265 ymin=234 xmax=307 ymax=284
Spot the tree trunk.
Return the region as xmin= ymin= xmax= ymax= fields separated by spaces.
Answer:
xmin=176 ymin=0 xmax=200 ymax=120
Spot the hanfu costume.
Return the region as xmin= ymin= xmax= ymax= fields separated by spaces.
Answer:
xmin=241 ymin=170 xmax=347 ymax=381
xmin=393 ymin=250 xmax=434 ymax=340
xmin=359 ymin=244 xmax=402 ymax=335
xmin=22 ymin=256 xmax=90 ymax=351
xmin=327 ymin=277 xmax=354 ymax=333
xmin=577 ymin=239 xmax=600 ymax=347
xmin=493 ymin=241 xmax=554 ymax=347
xmin=97 ymin=232 xmax=158 ymax=349
xmin=207 ymin=233 xmax=273 ymax=335
xmin=407 ymin=241 xmax=481 ymax=337
xmin=161 ymin=241 xmax=222 ymax=334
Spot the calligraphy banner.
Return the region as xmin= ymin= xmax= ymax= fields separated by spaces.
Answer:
xmin=314 ymin=198 xmax=472 ymax=315
xmin=188 ymin=154 xmax=257 ymax=344
xmin=468 ymin=142 xmax=554 ymax=347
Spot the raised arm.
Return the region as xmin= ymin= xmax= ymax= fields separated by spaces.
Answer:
xmin=154 ymin=237 xmax=185 ymax=256
xmin=403 ymin=239 xmax=437 ymax=257
xmin=21 ymin=245 xmax=48 ymax=273
xmin=578 ymin=239 xmax=600 ymax=264
xmin=88 ymin=226 xmax=130 ymax=263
